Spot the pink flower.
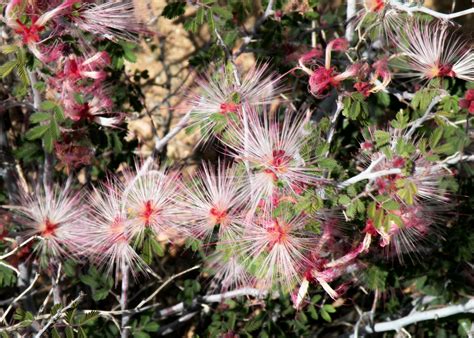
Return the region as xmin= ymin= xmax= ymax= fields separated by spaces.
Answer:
xmin=4 ymin=0 xmax=77 ymax=60
xmin=122 ymin=164 xmax=182 ymax=240
xmin=395 ymin=20 xmax=474 ymax=82
xmin=205 ymin=250 xmax=254 ymax=291
xmin=9 ymin=181 xmax=84 ymax=257
xmin=83 ymin=180 xmax=146 ymax=277
xmin=224 ymin=107 xmax=325 ymax=207
xmin=354 ymin=81 xmax=372 ymax=97
xmin=189 ymin=63 xmax=284 ymax=143
xmin=70 ymin=1 xmax=149 ymax=41
xmin=237 ymin=213 xmax=313 ymax=291
xmin=460 ymin=89 xmax=474 ymax=114
xmin=179 ymin=162 xmax=247 ymax=241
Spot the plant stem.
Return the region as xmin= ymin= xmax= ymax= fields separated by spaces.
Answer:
xmin=120 ymin=261 xmax=130 ymax=338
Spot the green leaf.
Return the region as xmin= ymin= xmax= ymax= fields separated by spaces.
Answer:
xmin=0 ymin=60 xmax=18 ymax=79
xmin=322 ymin=304 xmax=336 ymax=313
xmin=92 ymin=288 xmax=109 ymax=301
xmin=30 ymin=112 xmax=51 ymax=124
xmin=382 ymin=199 xmax=400 ymax=211
xmin=161 ymin=2 xmax=186 ymax=19
xmin=43 ymin=129 xmax=55 ymax=153
xmin=429 ymin=127 xmax=443 ymax=149
xmin=41 ymin=100 xmax=57 ymax=110
xmin=212 ymin=6 xmax=233 ymax=20
xmin=0 ymin=45 xmax=19 ymax=54
xmin=144 ymin=322 xmax=159 ymax=332
xmin=25 ymin=125 xmax=49 ymax=140
xmin=338 ymin=195 xmax=351 ymax=206
xmin=65 ymin=326 xmax=74 ymax=338
xmin=150 ymin=237 xmax=165 ymax=257
xmin=320 ymin=309 xmax=331 ymax=322
xmin=374 ymin=130 xmax=390 ymax=147
xmin=318 ymin=158 xmax=339 ymax=170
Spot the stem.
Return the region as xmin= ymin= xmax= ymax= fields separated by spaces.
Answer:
xmin=338 ymin=168 xmax=401 ymax=189
xmin=51 ymin=261 xmax=62 ymax=305
xmin=390 ymin=1 xmax=474 ymax=20
xmin=324 ymin=96 xmax=344 ymax=158
xmin=135 ymin=265 xmax=200 ymax=310
xmin=233 ymin=0 xmax=275 ymax=58
xmin=120 ymin=261 xmax=130 ymax=338
xmin=157 ymin=288 xmax=269 ymax=318
xmin=27 ymin=70 xmax=53 ymax=188
xmin=34 ymin=292 xmax=84 ymax=338
xmin=363 ymin=298 xmax=474 ymax=333
xmin=345 ymin=0 xmax=356 ymax=41
xmin=405 ymin=96 xmax=442 ymax=140
xmin=0 ymin=273 xmax=40 ymax=324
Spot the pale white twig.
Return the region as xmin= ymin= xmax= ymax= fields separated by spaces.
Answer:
xmin=345 ymin=0 xmax=356 ymax=41
xmin=338 ymin=168 xmax=401 ymax=189
xmin=390 ymin=1 xmax=474 ymax=20
xmin=0 ymin=272 xmax=40 ymax=324
xmin=34 ymin=292 xmax=85 ymax=338
xmin=0 ymin=261 xmax=20 ymax=276
xmin=405 ymin=96 xmax=442 ymax=140
xmin=0 ymin=236 xmax=40 ymax=260
xmin=364 ymin=298 xmax=474 ymax=333
xmin=120 ymin=261 xmax=130 ymax=338
xmin=135 ymin=265 xmax=200 ymax=310
xmin=157 ymin=288 xmax=268 ymax=318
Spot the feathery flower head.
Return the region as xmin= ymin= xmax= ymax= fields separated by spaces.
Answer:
xmin=365 ymin=204 xmax=440 ymax=262
xmin=9 ymin=181 xmax=83 ymax=258
xmin=189 ymin=63 xmax=284 ymax=143
xmin=205 ymin=248 xmax=253 ymax=291
xmin=238 ymin=212 xmax=312 ymax=291
xmin=224 ymin=107 xmax=324 ymax=206
xmin=122 ymin=164 xmax=182 ymax=240
xmin=394 ymin=20 xmax=474 ymax=82
xmin=70 ymin=1 xmax=150 ymax=42
xmin=179 ymin=162 xmax=247 ymax=241
xmin=84 ymin=180 xmax=145 ymax=276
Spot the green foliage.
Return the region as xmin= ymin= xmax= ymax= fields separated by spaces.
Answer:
xmin=26 ymin=100 xmax=65 ymax=153
xmin=79 ymin=267 xmax=114 ymax=302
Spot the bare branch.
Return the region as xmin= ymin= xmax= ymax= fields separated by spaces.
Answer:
xmin=364 ymin=298 xmax=474 ymax=333
xmin=0 ymin=272 xmax=40 ymax=324
xmin=390 ymin=1 xmax=474 ymax=20
xmin=135 ymin=265 xmax=200 ymax=310
xmin=34 ymin=292 xmax=84 ymax=338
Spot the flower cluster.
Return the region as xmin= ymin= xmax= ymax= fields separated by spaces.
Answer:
xmin=357 ymin=129 xmax=451 ymax=261
xmin=3 ymin=0 xmax=148 ymax=127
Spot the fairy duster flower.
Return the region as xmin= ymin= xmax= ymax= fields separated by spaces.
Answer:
xmin=224 ymin=107 xmax=324 ymax=208
xmin=122 ymin=165 xmax=182 ymax=240
xmin=395 ymin=20 xmax=474 ymax=82
xmin=84 ymin=180 xmax=145 ymax=277
xmin=179 ymin=162 xmax=247 ymax=242
xmin=237 ymin=213 xmax=313 ymax=291
xmin=8 ymin=181 xmax=84 ymax=257
xmin=189 ymin=63 xmax=284 ymax=143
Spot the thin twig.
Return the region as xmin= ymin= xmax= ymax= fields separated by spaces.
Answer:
xmin=390 ymin=1 xmax=474 ymax=20
xmin=0 ymin=273 xmax=40 ymax=324
xmin=233 ymin=0 xmax=275 ymax=58
xmin=405 ymin=96 xmax=442 ymax=140
xmin=120 ymin=261 xmax=130 ymax=338
xmin=0 ymin=236 xmax=40 ymax=260
xmin=34 ymin=292 xmax=85 ymax=338
xmin=363 ymin=298 xmax=474 ymax=333
xmin=135 ymin=265 xmax=200 ymax=310
xmin=157 ymin=287 xmax=268 ymax=318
